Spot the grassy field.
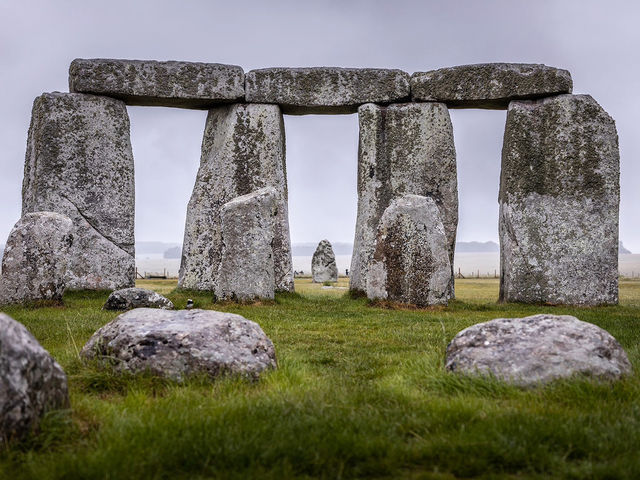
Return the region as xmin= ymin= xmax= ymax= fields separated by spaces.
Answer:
xmin=1 ymin=278 xmax=640 ymax=479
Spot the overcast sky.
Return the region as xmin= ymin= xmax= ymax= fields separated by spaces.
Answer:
xmin=1 ymin=0 xmax=638 ymax=251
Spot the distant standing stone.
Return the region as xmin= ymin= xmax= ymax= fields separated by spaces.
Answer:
xmin=69 ymin=58 xmax=245 ymax=109
xmin=245 ymin=67 xmax=410 ymax=114
xmin=216 ymin=188 xmax=278 ymax=301
xmin=0 ymin=212 xmax=73 ymax=306
xmin=500 ymin=94 xmax=620 ymax=305
xmin=446 ymin=314 xmax=631 ymax=386
xmin=411 ymin=63 xmax=573 ymax=109
xmin=81 ymin=309 xmax=277 ymax=381
xmin=367 ymin=195 xmax=452 ymax=306
xmin=22 ymin=92 xmax=135 ymax=290
xmin=0 ymin=313 xmax=69 ymax=442
xmin=312 ymin=240 xmax=338 ymax=283
xmin=103 ymin=287 xmax=174 ymax=310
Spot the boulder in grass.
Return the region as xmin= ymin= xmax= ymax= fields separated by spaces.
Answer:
xmin=81 ymin=309 xmax=277 ymax=381
xmin=103 ymin=287 xmax=174 ymax=311
xmin=0 ymin=313 xmax=69 ymax=443
xmin=446 ymin=314 xmax=632 ymax=386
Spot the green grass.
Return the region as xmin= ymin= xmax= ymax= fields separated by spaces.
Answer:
xmin=1 ymin=279 xmax=640 ymax=479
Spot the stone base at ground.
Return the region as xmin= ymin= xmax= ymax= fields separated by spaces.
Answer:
xmin=446 ymin=314 xmax=632 ymax=386
xmin=0 ymin=212 xmax=73 ymax=306
xmin=367 ymin=195 xmax=452 ymax=306
xmin=81 ymin=308 xmax=277 ymax=381
xmin=0 ymin=313 xmax=69 ymax=443
xmin=103 ymin=288 xmax=174 ymax=310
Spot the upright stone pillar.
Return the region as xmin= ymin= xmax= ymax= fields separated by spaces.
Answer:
xmin=499 ymin=94 xmax=620 ymax=305
xmin=350 ymin=103 xmax=458 ymax=296
xmin=179 ymin=104 xmax=293 ymax=292
xmin=22 ymin=93 xmax=135 ymax=290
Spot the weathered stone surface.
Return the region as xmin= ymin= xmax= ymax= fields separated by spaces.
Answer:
xmin=0 ymin=313 xmax=69 ymax=442
xmin=411 ymin=63 xmax=572 ymax=109
xmin=350 ymin=102 xmax=458 ymax=296
xmin=446 ymin=314 xmax=631 ymax=386
xmin=69 ymin=58 xmax=245 ymax=109
xmin=22 ymin=93 xmax=135 ymax=290
xmin=216 ymin=188 xmax=277 ymax=301
xmin=179 ymin=104 xmax=293 ymax=292
xmin=245 ymin=67 xmax=410 ymax=114
xmin=499 ymin=94 xmax=620 ymax=305
xmin=311 ymin=240 xmax=338 ymax=283
xmin=81 ymin=309 xmax=276 ymax=381
xmin=367 ymin=195 xmax=451 ymax=306
xmin=103 ymin=288 xmax=174 ymax=311
xmin=0 ymin=212 xmax=73 ymax=305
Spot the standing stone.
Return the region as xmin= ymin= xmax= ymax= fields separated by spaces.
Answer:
xmin=411 ymin=63 xmax=572 ymax=109
xmin=350 ymin=102 xmax=458 ymax=296
xmin=311 ymin=240 xmax=338 ymax=283
xmin=0 ymin=212 xmax=73 ymax=305
xmin=69 ymin=58 xmax=245 ymax=109
xmin=179 ymin=104 xmax=293 ymax=292
xmin=446 ymin=314 xmax=631 ymax=386
xmin=499 ymin=94 xmax=620 ymax=305
xmin=245 ymin=67 xmax=410 ymax=114
xmin=1 ymin=313 xmax=69 ymax=443
xmin=22 ymin=93 xmax=135 ymax=290
xmin=216 ymin=188 xmax=278 ymax=301
xmin=367 ymin=195 xmax=451 ymax=306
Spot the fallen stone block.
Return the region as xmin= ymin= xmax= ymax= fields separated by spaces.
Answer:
xmin=411 ymin=63 xmax=572 ymax=109
xmin=69 ymin=58 xmax=245 ymax=108
xmin=0 ymin=212 xmax=73 ymax=306
xmin=367 ymin=195 xmax=452 ymax=306
xmin=245 ymin=67 xmax=410 ymax=114
xmin=22 ymin=92 xmax=135 ymax=290
xmin=446 ymin=314 xmax=631 ymax=386
xmin=499 ymin=94 xmax=619 ymax=305
xmin=103 ymin=287 xmax=174 ymax=310
xmin=216 ymin=188 xmax=278 ymax=301
xmin=0 ymin=313 xmax=69 ymax=443
xmin=81 ymin=308 xmax=277 ymax=381
xmin=312 ymin=239 xmax=338 ymax=283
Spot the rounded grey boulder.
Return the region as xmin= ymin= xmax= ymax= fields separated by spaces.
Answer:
xmin=103 ymin=287 xmax=174 ymax=310
xmin=446 ymin=314 xmax=631 ymax=386
xmin=81 ymin=309 xmax=277 ymax=381
xmin=0 ymin=313 xmax=69 ymax=443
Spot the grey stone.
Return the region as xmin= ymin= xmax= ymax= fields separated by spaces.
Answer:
xmin=312 ymin=240 xmax=338 ymax=283
xmin=0 ymin=212 xmax=73 ymax=306
xmin=179 ymin=103 xmax=293 ymax=292
xmin=446 ymin=314 xmax=631 ymax=386
xmin=411 ymin=63 xmax=572 ymax=109
xmin=245 ymin=67 xmax=410 ymax=114
xmin=103 ymin=287 xmax=174 ymax=311
xmin=367 ymin=195 xmax=451 ymax=306
xmin=22 ymin=93 xmax=135 ymax=290
xmin=216 ymin=188 xmax=278 ymax=301
xmin=499 ymin=94 xmax=619 ymax=305
xmin=350 ymin=102 xmax=458 ymax=296
xmin=0 ymin=313 xmax=69 ymax=442
xmin=81 ymin=308 xmax=277 ymax=381
xmin=69 ymin=58 xmax=245 ymax=109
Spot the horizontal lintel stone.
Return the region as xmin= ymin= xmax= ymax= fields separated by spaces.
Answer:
xmin=245 ymin=67 xmax=410 ymax=114
xmin=69 ymin=58 xmax=245 ymax=109
xmin=411 ymin=63 xmax=572 ymax=109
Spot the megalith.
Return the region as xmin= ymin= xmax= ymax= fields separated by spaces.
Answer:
xmin=367 ymin=195 xmax=452 ymax=306
xmin=179 ymin=104 xmax=293 ymax=292
xmin=312 ymin=240 xmax=338 ymax=283
xmin=499 ymin=94 xmax=620 ymax=305
xmin=350 ymin=102 xmax=458 ymax=296
xmin=0 ymin=212 xmax=73 ymax=306
xmin=216 ymin=187 xmax=278 ymax=301
xmin=22 ymin=93 xmax=135 ymax=290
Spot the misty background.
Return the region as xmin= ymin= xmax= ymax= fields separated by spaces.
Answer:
xmin=0 ymin=1 xmax=638 ymax=257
